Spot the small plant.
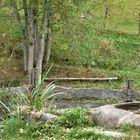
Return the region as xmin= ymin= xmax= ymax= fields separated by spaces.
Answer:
xmin=121 ymin=124 xmax=135 ymax=132
xmin=15 ymin=66 xmax=59 ymax=111
xmin=56 ymin=107 xmax=94 ymax=128
xmin=4 ymin=117 xmax=24 ymax=133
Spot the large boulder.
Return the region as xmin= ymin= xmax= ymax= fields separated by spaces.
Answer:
xmin=93 ymin=102 xmax=140 ymax=128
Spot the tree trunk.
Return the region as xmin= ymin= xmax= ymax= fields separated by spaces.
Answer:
xmin=28 ymin=8 xmax=35 ymax=84
xmin=23 ymin=37 xmax=28 ymax=72
xmin=11 ymin=0 xmax=29 ymax=72
xmin=34 ymin=22 xmax=39 ymax=66
xmin=44 ymin=0 xmax=52 ymax=66
xmin=12 ymin=0 xmax=51 ymax=85
xmin=22 ymin=0 xmax=28 ymax=72
xmin=35 ymin=35 xmax=45 ymax=84
xmin=33 ymin=1 xmax=39 ymax=66
xmin=35 ymin=0 xmax=48 ymax=85
xmin=44 ymin=27 xmax=52 ymax=66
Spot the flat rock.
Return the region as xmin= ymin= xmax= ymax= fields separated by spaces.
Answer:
xmin=94 ymin=129 xmax=126 ymax=138
xmin=25 ymin=112 xmax=58 ymax=121
xmin=82 ymin=128 xmax=126 ymax=138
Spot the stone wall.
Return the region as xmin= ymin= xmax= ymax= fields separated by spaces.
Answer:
xmin=1 ymin=86 xmax=140 ymax=109
xmin=54 ymin=87 xmax=139 ymax=101
xmin=46 ymin=100 xmax=108 ymax=109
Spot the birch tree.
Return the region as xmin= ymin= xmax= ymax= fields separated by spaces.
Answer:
xmin=10 ymin=0 xmax=52 ymax=85
xmin=10 ymin=0 xmax=77 ymax=85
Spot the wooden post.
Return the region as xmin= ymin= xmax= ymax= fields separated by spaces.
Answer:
xmin=103 ymin=6 xmax=109 ymax=30
xmin=125 ymin=79 xmax=133 ymax=92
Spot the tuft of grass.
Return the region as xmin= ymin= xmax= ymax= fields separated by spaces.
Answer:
xmin=66 ymin=129 xmax=111 ymax=140
xmin=121 ymin=124 xmax=135 ymax=133
xmin=56 ymin=107 xmax=94 ymax=128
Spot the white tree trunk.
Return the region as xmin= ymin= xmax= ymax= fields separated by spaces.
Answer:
xmin=44 ymin=28 xmax=52 ymax=66
xmin=44 ymin=0 xmax=52 ymax=66
xmin=28 ymin=8 xmax=34 ymax=84
xmin=35 ymin=0 xmax=48 ymax=85
xmin=36 ymin=34 xmax=45 ymax=84
xmin=22 ymin=0 xmax=28 ymax=72
xmin=34 ymin=23 xmax=39 ymax=66
xmin=12 ymin=0 xmax=28 ymax=72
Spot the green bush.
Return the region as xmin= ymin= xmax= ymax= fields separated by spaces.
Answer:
xmin=56 ymin=107 xmax=94 ymax=128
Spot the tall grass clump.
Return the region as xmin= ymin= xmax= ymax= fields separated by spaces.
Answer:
xmin=15 ymin=66 xmax=58 ymax=111
xmin=56 ymin=107 xmax=94 ymax=128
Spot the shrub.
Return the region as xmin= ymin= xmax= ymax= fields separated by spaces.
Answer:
xmin=56 ymin=107 xmax=94 ymax=128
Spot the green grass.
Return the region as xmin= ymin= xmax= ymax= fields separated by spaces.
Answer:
xmin=1 ymin=1 xmax=140 ymax=139
xmin=51 ymin=0 xmax=140 ymax=91
xmin=0 ymin=0 xmax=140 ymax=90
xmin=0 ymin=107 xmax=126 ymax=140
xmin=0 ymin=108 xmax=103 ymax=140
xmin=1 ymin=107 xmax=140 ymax=140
